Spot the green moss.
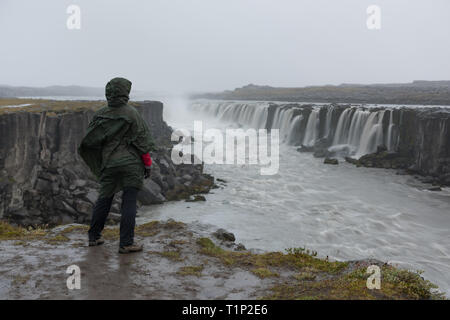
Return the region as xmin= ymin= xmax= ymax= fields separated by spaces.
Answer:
xmin=264 ymin=265 xmax=444 ymax=300
xmin=135 ymin=221 xmax=160 ymax=237
xmin=252 ymin=267 xmax=279 ymax=278
xmin=155 ymin=250 xmax=183 ymax=261
xmin=196 ymin=237 xmax=442 ymax=300
xmin=377 ymin=266 xmax=444 ymax=300
xmin=294 ymin=272 xmax=316 ymax=281
xmin=197 ymin=238 xmax=347 ymax=274
xmin=164 ymin=220 xmax=186 ymax=230
xmin=44 ymin=234 xmax=70 ymax=244
xmin=59 ymin=225 xmax=89 ymax=235
xmin=0 ymin=221 xmax=47 ymax=241
xmin=13 ymin=240 xmax=28 ymax=246
xmin=170 ymin=240 xmax=188 ymax=246
xmin=177 ymin=265 xmax=204 ymax=277
xmin=100 ymin=227 xmax=120 ymax=240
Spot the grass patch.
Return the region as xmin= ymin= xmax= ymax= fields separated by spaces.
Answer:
xmin=177 ymin=265 xmax=204 ymax=277
xmin=294 ymin=272 xmax=316 ymax=281
xmin=252 ymin=267 xmax=279 ymax=279
xmin=135 ymin=221 xmax=160 ymax=237
xmin=0 ymin=98 xmax=146 ymax=115
xmin=44 ymin=234 xmax=70 ymax=244
xmin=101 ymin=227 xmax=120 ymax=240
xmin=164 ymin=220 xmax=186 ymax=230
xmin=170 ymin=240 xmax=188 ymax=246
xmin=59 ymin=225 xmax=89 ymax=235
xmin=156 ymin=250 xmax=183 ymax=261
xmin=0 ymin=98 xmax=106 ymax=115
xmin=0 ymin=221 xmax=47 ymax=241
xmin=196 ymin=236 xmax=443 ymax=300
xmin=264 ymin=264 xmax=445 ymax=300
xmin=196 ymin=237 xmax=347 ymax=273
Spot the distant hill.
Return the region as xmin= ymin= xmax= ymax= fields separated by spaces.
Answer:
xmin=0 ymin=85 xmax=104 ymax=98
xmin=192 ymin=81 xmax=450 ymax=105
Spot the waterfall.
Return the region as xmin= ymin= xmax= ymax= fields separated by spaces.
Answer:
xmin=192 ymin=101 xmax=395 ymax=158
xmin=271 ymin=107 xmax=302 ymax=143
xmin=386 ymin=109 xmax=395 ymax=151
xmin=354 ymin=110 xmax=385 ymax=158
xmin=347 ymin=110 xmax=370 ymax=147
xmin=287 ymin=115 xmax=303 ymax=144
xmin=191 ymin=101 xmax=269 ymax=129
xmin=302 ymin=109 xmax=320 ymax=147
xmin=333 ymin=108 xmax=352 ymax=145
xmin=324 ymin=106 xmax=334 ymax=138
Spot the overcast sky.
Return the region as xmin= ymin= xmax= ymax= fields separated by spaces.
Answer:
xmin=0 ymin=0 xmax=449 ymax=94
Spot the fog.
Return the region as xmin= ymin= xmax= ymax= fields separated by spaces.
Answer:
xmin=0 ymin=0 xmax=449 ymax=94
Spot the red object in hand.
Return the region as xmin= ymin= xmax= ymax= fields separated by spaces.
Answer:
xmin=141 ymin=152 xmax=152 ymax=168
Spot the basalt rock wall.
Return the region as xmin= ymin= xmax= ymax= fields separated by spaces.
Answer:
xmin=0 ymin=101 xmax=213 ymax=226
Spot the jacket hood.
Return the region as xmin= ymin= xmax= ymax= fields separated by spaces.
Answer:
xmin=105 ymin=77 xmax=132 ymax=108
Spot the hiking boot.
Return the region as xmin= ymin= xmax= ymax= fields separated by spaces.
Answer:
xmin=119 ymin=243 xmax=143 ymax=254
xmin=88 ymin=237 xmax=105 ymax=247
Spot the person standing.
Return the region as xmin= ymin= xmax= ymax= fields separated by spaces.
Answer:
xmin=79 ymin=77 xmax=154 ymax=254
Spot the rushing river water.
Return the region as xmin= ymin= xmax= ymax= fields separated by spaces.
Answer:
xmin=140 ymin=98 xmax=450 ymax=296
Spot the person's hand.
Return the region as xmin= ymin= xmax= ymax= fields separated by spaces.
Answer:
xmin=144 ymin=168 xmax=151 ymax=179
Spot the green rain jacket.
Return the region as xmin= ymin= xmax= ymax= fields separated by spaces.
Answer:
xmin=78 ymin=77 xmax=155 ymax=197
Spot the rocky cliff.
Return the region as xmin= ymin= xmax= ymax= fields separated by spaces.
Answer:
xmin=193 ymin=81 xmax=450 ymax=105
xmin=0 ymin=100 xmax=214 ymax=226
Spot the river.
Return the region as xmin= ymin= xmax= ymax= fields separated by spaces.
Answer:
xmin=141 ymin=98 xmax=450 ymax=296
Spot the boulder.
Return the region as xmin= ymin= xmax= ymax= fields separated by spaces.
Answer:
xmin=74 ymin=179 xmax=87 ymax=188
xmin=35 ymin=178 xmax=52 ymax=192
xmin=297 ymin=145 xmax=314 ymax=153
xmin=324 ymin=158 xmax=339 ymax=165
xmin=213 ymin=228 xmax=236 ymax=242
xmin=137 ymin=183 xmax=166 ymax=205
xmin=59 ymin=200 xmax=78 ymax=215
xmin=345 ymin=157 xmax=358 ymax=165
xmin=84 ymin=189 xmax=99 ymax=205
xmin=74 ymin=200 xmax=92 ymax=215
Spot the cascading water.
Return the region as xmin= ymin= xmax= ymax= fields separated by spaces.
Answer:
xmin=191 ymin=101 xmax=398 ymax=158
xmin=190 ymin=101 xmax=269 ymax=129
xmin=386 ymin=109 xmax=395 ymax=151
xmin=332 ymin=108 xmax=353 ymax=145
xmin=302 ymin=109 xmax=320 ymax=147
xmin=272 ymin=108 xmax=293 ymax=141
xmin=271 ymin=107 xmax=305 ymax=144
xmin=354 ymin=110 xmax=385 ymax=157
xmin=324 ymin=106 xmax=334 ymax=138
xmin=287 ymin=115 xmax=303 ymax=145
xmin=347 ymin=110 xmax=370 ymax=147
